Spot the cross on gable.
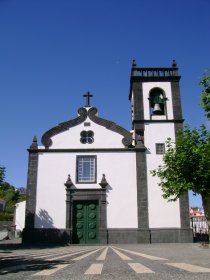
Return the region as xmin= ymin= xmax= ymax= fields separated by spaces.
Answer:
xmin=83 ymin=92 xmax=93 ymax=107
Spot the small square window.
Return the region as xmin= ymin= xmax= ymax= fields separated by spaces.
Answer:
xmin=156 ymin=143 xmax=165 ymax=154
xmin=76 ymin=156 xmax=96 ymax=183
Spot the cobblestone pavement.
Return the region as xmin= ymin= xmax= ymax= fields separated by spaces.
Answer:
xmin=0 ymin=241 xmax=210 ymax=279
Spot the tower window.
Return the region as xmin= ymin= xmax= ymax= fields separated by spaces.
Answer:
xmin=80 ymin=130 xmax=94 ymax=144
xmin=156 ymin=143 xmax=165 ymax=154
xmin=76 ymin=156 xmax=97 ymax=183
xmin=149 ymin=88 xmax=166 ymax=115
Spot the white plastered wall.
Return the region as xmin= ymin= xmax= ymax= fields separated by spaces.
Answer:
xmin=103 ymin=152 xmax=137 ymax=228
xmin=15 ymin=201 xmax=26 ymax=230
xmin=35 ymin=116 xmax=137 ymax=229
xmin=141 ymin=81 xmax=181 ymax=228
xmin=48 ymin=117 xmax=125 ymax=149
xmin=145 ymin=122 xmax=181 ymax=228
xmin=35 ymin=152 xmax=138 ymax=229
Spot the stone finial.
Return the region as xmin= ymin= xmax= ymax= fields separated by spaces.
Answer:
xmin=64 ymin=174 xmax=73 ymax=189
xmin=131 ymin=60 xmax=137 ymax=76
xmin=132 ymin=59 xmax=137 ymax=68
xmin=172 ymin=59 xmax=177 ymax=68
xmin=30 ymin=136 xmax=38 ymax=149
xmin=99 ymin=174 xmax=108 ymax=189
xmin=172 ymin=59 xmax=179 ymax=75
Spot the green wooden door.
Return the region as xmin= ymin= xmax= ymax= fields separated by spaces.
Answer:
xmin=73 ymin=201 xmax=99 ymax=244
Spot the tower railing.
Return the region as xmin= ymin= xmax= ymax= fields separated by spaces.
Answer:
xmin=131 ymin=67 xmax=178 ymax=77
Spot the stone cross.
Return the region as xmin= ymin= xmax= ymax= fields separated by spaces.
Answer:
xmin=83 ymin=92 xmax=93 ymax=107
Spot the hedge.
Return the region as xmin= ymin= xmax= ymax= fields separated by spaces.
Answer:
xmin=0 ymin=212 xmax=13 ymax=221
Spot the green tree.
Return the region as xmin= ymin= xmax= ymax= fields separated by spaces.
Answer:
xmin=199 ymin=69 xmax=210 ymax=120
xmin=151 ymin=71 xmax=210 ymax=232
xmin=0 ymin=166 xmax=26 ymax=215
xmin=0 ymin=181 xmax=26 ymax=213
xmin=0 ymin=165 xmax=5 ymax=186
xmin=151 ymin=125 xmax=210 ymax=224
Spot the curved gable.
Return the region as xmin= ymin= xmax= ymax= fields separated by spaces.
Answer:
xmin=41 ymin=107 xmax=132 ymax=149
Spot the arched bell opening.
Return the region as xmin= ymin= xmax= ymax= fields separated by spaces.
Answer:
xmin=149 ymin=88 xmax=167 ymax=116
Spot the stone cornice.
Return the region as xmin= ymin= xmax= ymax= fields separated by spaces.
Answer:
xmin=133 ymin=119 xmax=184 ymax=123
xmin=27 ymin=148 xmax=137 ymax=153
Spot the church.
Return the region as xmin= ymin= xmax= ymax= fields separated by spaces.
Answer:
xmin=22 ymin=60 xmax=193 ymax=244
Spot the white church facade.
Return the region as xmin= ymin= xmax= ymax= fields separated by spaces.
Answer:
xmin=22 ymin=61 xmax=193 ymax=244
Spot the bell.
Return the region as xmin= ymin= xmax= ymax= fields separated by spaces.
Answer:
xmin=153 ymin=103 xmax=162 ymax=115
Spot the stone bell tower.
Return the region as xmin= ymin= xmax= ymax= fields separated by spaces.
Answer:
xmin=129 ymin=59 xmax=183 ymax=139
xmin=129 ymin=60 xmax=193 ymax=243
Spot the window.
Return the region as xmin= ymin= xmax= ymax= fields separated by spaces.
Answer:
xmin=77 ymin=156 xmax=96 ymax=183
xmin=80 ymin=130 xmax=94 ymax=144
xmin=156 ymin=143 xmax=165 ymax=154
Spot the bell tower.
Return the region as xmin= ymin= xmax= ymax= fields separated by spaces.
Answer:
xmin=129 ymin=59 xmax=183 ymax=141
xmin=129 ymin=60 xmax=192 ymax=243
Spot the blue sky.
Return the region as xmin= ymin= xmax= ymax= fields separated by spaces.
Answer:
xmin=0 ymin=0 xmax=209 ymax=207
